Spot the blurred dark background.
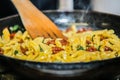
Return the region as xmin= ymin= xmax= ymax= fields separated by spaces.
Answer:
xmin=0 ymin=0 xmax=90 ymax=18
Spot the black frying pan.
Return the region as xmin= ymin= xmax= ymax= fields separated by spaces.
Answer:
xmin=0 ymin=10 xmax=120 ymax=80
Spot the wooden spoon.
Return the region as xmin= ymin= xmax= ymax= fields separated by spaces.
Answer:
xmin=11 ymin=0 xmax=65 ymax=39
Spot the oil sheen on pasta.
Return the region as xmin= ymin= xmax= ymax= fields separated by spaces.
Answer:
xmin=0 ymin=26 xmax=120 ymax=63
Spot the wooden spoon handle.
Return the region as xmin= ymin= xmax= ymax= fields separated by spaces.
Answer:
xmin=11 ymin=0 xmax=65 ymax=39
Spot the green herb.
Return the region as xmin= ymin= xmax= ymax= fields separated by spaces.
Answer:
xmin=98 ymin=45 xmax=101 ymax=51
xmin=71 ymin=45 xmax=73 ymax=50
xmin=26 ymin=37 xmax=30 ymax=40
xmin=115 ymin=52 xmax=119 ymax=57
xmin=14 ymin=50 xmax=19 ymax=55
xmin=109 ymin=41 xmax=114 ymax=45
xmin=92 ymin=35 xmax=95 ymax=42
xmin=10 ymin=25 xmax=19 ymax=32
xmin=39 ymin=45 xmax=44 ymax=52
xmin=86 ymin=45 xmax=90 ymax=48
xmin=42 ymin=39 xmax=45 ymax=43
xmin=77 ymin=45 xmax=84 ymax=50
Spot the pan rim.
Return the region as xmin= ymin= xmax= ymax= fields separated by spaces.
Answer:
xmin=43 ymin=10 xmax=120 ymax=17
xmin=0 ymin=10 xmax=120 ymax=70
xmin=0 ymin=10 xmax=120 ymax=21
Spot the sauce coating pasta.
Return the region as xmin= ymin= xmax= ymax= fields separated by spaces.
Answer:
xmin=0 ymin=25 xmax=120 ymax=62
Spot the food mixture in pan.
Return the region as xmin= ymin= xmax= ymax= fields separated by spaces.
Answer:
xmin=0 ymin=25 xmax=120 ymax=62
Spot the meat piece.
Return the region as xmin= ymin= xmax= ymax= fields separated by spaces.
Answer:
xmin=86 ymin=46 xmax=97 ymax=52
xmin=0 ymin=48 xmax=4 ymax=54
xmin=104 ymin=46 xmax=113 ymax=51
xmin=10 ymin=33 xmax=16 ymax=39
xmin=86 ymin=40 xmax=91 ymax=44
xmin=52 ymin=47 xmax=64 ymax=54
xmin=77 ymin=28 xmax=92 ymax=33
xmin=65 ymin=27 xmax=72 ymax=32
xmin=20 ymin=46 xmax=28 ymax=55
xmin=99 ymin=35 xmax=108 ymax=41
xmin=77 ymin=28 xmax=86 ymax=33
xmin=46 ymin=39 xmax=55 ymax=45
xmin=60 ymin=39 xmax=69 ymax=46
xmin=18 ymin=39 xmax=24 ymax=43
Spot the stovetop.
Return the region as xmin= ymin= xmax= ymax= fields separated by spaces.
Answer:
xmin=0 ymin=65 xmax=120 ymax=80
xmin=0 ymin=65 xmax=31 ymax=80
xmin=0 ymin=72 xmax=33 ymax=80
xmin=0 ymin=73 xmax=120 ymax=80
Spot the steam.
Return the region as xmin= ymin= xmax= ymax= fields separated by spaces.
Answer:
xmin=55 ymin=0 xmax=95 ymax=30
xmin=74 ymin=0 xmax=99 ymax=30
xmin=80 ymin=4 xmax=91 ymax=22
xmin=73 ymin=0 xmax=91 ymax=21
xmin=74 ymin=0 xmax=90 ymax=10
